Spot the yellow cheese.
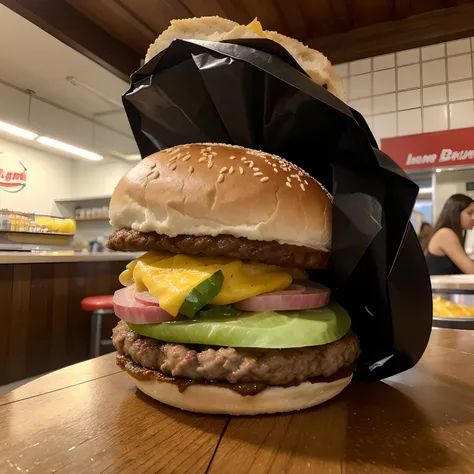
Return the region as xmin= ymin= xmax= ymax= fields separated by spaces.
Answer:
xmin=123 ymin=251 xmax=295 ymax=316
xmin=246 ymin=18 xmax=265 ymax=37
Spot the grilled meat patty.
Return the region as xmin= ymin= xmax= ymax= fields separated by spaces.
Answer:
xmin=106 ymin=229 xmax=330 ymax=269
xmin=112 ymin=321 xmax=360 ymax=386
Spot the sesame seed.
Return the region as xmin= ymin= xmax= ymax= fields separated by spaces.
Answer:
xmin=286 ymin=182 xmax=292 ymax=188
xmin=304 ymin=180 xmax=309 ymax=185
xmin=229 ymin=155 xmax=236 ymax=160
xmin=253 ymin=167 xmax=259 ymax=171
xmin=229 ymin=166 xmax=235 ymax=174
xmin=168 ymin=156 xmax=178 ymax=162
xmin=272 ymin=163 xmax=277 ymax=167
xmin=254 ymin=172 xmax=263 ymax=176
xmin=188 ymin=166 xmax=194 ymax=174
xmin=291 ymin=174 xmax=298 ymax=178
xmin=182 ymin=154 xmax=191 ymax=161
xmin=241 ymin=157 xmax=247 ymax=161
xmin=200 ymin=149 xmax=206 ymax=152
xmin=198 ymin=157 xmax=207 ymax=163
xmin=296 ymin=175 xmax=302 ymax=182
xmin=286 ymin=177 xmax=291 ymax=182
xmin=217 ymin=174 xmax=225 ymax=183
xmin=207 ymin=154 xmax=213 ymax=159
xmin=239 ymin=166 xmax=244 ymax=175
xmin=211 ymin=152 xmax=217 ymax=156
xmin=169 ymin=163 xmax=177 ymax=171
xmin=260 ymin=177 xmax=269 ymax=183
xmin=300 ymin=183 xmax=305 ymax=191
xmin=207 ymin=161 xmax=213 ymax=169
xmin=248 ymin=161 xmax=254 ymax=167
xmin=220 ymin=167 xmax=228 ymax=173
xmin=206 ymin=147 xmax=212 ymax=151
xmin=273 ymin=168 xmax=278 ymax=173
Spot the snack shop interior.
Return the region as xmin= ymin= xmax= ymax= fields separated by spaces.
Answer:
xmin=1 ymin=2 xmax=474 ymax=472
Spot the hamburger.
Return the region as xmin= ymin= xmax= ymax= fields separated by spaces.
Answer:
xmin=108 ymin=143 xmax=360 ymax=415
xmin=144 ymin=16 xmax=346 ymax=102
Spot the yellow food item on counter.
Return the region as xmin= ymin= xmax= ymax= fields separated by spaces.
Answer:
xmin=35 ymin=216 xmax=76 ymax=234
xmin=433 ymin=296 xmax=474 ymax=318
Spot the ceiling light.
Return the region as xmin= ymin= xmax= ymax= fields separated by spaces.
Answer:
xmin=37 ymin=136 xmax=103 ymax=161
xmin=0 ymin=120 xmax=38 ymax=140
xmin=436 ymin=168 xmax=442 ymax=173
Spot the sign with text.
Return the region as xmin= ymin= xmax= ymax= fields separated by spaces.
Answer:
xmin=0 ymin=153 xmax=27 ymax=193
xmin=381 ymin=127 xmax=474 ymax=171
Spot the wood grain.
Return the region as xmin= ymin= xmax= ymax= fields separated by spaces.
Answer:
xmin=0 ymin=329 xmax=473 ymax=473
xmin=0 ymin=372 xmax=228 ymax=474
xmin=309 ymin=2 xmax=474 ymax=63
xmin=0 ymin=353 xmax=119 ymax=407
xmin=0 ymin=261 xmax=125 ymax=385
xmin=8 ymin=0 xmax=474 ymax=74
xmin=0 ymin=0 xmax=141 ymax=80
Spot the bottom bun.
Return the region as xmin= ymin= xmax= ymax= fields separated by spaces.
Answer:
xmin=127 ymin=373 xmax=352 ymax=415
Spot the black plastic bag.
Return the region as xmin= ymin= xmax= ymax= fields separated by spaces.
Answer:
xmin=123 ymin=38 xmax=432 ymax=379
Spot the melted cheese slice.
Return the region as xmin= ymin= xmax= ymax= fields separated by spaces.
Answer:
xmin=246 ymin=18 xmax=265 ymax=37
xmin=120 ymin=251 xmax=307 ymax=317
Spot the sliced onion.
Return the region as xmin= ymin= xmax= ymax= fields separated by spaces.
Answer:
xmin=234 ymin=282 xmax=330 ymax=312
xmin=135 ymin=291 xmax=159 ymax=306
xmin=264 ymin=284 xmax=306 ymax=295
xmin=113 ymin=287 xmax=182 ymax=324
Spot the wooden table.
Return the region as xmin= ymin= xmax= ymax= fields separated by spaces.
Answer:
xmin=1 ymin=328 xmax=473 ymax=473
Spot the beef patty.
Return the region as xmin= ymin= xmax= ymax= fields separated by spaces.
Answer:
xmin=112 ymin=321 xmax=360 ymax=386
xmin=107 ymin=229 xmax=330 ymax=269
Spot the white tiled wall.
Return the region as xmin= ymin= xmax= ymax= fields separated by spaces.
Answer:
xmin=335 ymin=37 xmax=474 ymax=144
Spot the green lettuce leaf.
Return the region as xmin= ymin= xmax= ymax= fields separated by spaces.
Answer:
xmin=129 ymin=303 xmax=351 ymax=348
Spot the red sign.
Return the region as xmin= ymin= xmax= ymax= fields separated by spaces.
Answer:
xmin=0 ymin=158 xmax=27 ymax=193
xmin=381 ymin=127 xmax=474 ymax=171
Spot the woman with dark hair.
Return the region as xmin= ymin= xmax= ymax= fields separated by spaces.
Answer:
xmin=426 ymin=194 xmax=474 ymax=274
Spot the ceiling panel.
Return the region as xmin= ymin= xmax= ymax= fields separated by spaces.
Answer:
xmin=5 ymin=0 xmax=474 ymax=72
xmin=348 ymin=0 xmax=393 ymax=28
xmin=66 ymin=0 xmax=155 ymax=54
xmin=119 ymin=0 xmax=192 ymax=36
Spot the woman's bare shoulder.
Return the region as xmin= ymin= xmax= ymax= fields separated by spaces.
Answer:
xmin=434 ymin=227 xmax=458 ymax=239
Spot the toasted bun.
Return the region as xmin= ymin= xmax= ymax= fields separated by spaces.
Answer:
xmin=109 ymin=143 xmax=332 ymax=251
xmin=130 ymin=373 xmax=352 ymax=415
xmin=145 ymin=16 xmax=345 ymax=102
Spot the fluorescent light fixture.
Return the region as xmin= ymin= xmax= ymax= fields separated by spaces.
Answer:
xmin=0 ymin=120 xmax=38 ymax=140
xmin=37 ymin=136 xmax=103 ymax=161
xmin=436 ymin=168 xmax=442 ymax=173
xmin=419 ymin=187 xmax=433 ymax=194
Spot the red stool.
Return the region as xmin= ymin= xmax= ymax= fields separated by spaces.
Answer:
xmin=81 ymin=295 xmax=115 ymax=358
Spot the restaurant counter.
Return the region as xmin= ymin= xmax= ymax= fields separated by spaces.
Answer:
xmin=0 ymin=251 xmax=143 ymax=264
xmin=0 ymin=251 xmax=141 ymax=386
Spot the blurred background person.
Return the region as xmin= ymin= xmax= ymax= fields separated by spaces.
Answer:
xmin=426 ymin=194 xmax=474 ymax=274
xmin=418 ymin=222 xmax=433 ymax=253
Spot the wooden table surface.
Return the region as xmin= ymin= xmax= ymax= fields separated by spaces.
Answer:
xmin=1 ymin=328 xmax=473 ymax=473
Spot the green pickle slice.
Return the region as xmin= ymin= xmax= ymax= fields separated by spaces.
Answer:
xmin=179 ymin=270 xmax=224 ymax=318
xmin=129 ymin=302 xmax=351 ymax=348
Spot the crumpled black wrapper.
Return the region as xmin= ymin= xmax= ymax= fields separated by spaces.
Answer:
xmin=123 ymin=38 xmax=432 ymax=380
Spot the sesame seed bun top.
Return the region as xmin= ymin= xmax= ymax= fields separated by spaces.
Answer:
xmin=109 ymin=143 xmax=332 ymax=251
